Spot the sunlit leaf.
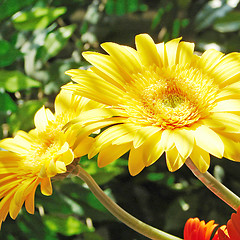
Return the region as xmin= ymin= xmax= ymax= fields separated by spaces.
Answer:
xmin=0 ymin=40 xmax=22 ymax=67
xmin=0 ymin=70 xmax=41 ymax=92
xmin=43 ymin=215 xmax=93 ymax=236
xmin=12 ymin=7 xmax=66 ymax=31
xmin=37 ymin=24 xmax=76 ymax=62
xmin=0 ymin=0 xmax=35 ymax=22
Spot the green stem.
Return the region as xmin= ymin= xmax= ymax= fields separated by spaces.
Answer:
xmin=72 ymin=165 xmax=182 ymax=240
xmin=185 ymin=158 xmax=240 ymax=211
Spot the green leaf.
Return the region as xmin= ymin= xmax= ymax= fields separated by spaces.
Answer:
xmin=0 ymin=70 xmax=41 ymax=92
xmin=37 ymin=24 xmax=76 ymax=62
xmin=214 ymin=11 xmax=240 ymax=32
xmin=0 ymin=0 xmax=36 ymax=22
xmin=80 ymin=156 xmax=125 ymax=185
xmin=127 ymin=0 xmax=139 ymax=13
xmin=8 ymin=99 xmax=46 ymax=134
xmin=151 ymin=8 xmax=165 ymax=30
xmin=43 ymin=215 xmax=93 ymax=236
xmin=0 ymin=40 xmax=22 ymax=67
xmin=0 ymin=90 xmax=17 ymax=113
xmin=13 ymin=7 xmax=66 ymax=31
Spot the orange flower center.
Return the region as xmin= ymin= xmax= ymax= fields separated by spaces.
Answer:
xmin=123 ymin=65 xmax=218 ymax=129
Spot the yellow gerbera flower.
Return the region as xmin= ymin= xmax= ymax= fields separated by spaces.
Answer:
xmin=65 ymin=33 xmax=240 ymax=176
xmin=0 ymin=89 xmax=102 ymax=228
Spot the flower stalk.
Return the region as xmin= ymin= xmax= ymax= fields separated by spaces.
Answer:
xmin=185 ymin=158 xmax=240 ymax=211
xmin=72 ymin=165 xmax=182 ymax=240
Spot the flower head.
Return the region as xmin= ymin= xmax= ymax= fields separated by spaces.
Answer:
xmin=0 ymin=89 xmax=102 ymax=228
xmin=65 ymin=34 xmax=240 ymax=175
xmin=184 ymin=218 xmax=219 ymax=240
xmin=184 ymin=206 xmax=240 ymax=240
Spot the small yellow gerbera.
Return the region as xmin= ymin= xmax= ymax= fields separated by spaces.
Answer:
xmin=0 ymin=89 xmax=102 ymax=228
xmin=65 ymin=33 xmax=240 ymax=176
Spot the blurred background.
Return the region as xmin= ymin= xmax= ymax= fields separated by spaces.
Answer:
xmin=0 ymin=0 xmax=240 ymax=239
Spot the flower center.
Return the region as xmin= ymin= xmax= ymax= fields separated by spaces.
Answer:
xmin=162 ymin=94 xmax=184 ymax=108
xmin=124 ymin=66 xmax=218 ymax=130
xmin=24 ymin=121 xmax=66 ymax=172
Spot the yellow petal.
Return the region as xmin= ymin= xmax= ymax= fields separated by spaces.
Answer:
xmin=203 ymin=113 xmax=240 ymax=133
xmin=58 ymin=144 xmax=74 ymax=166
xmin=133 ymin=126 xmax=160 ymax=148
xmin=25 ymin=180 xmax=39 ymax=214
xmin=176 ymin=41 xmax=194 ymax=66
xmin=70 ymin=117 xmax=125 ymax=148
xmin=56 ymin=161 xmax=67 ymax=174
xmin=54 ymin=88 xmax=74 ymax=116
xmin=166 ymin=147 xmax=186 ymax=172
xmin=47 ymin=160 xmax=58 ymax=177
xmin=173 ymin=128 xmax=194 ymax=158
xmin=0 ymin=152 xmax=20 ymax=173
xmin=83 ymin=52 xmax=125 ymax=80
xmin=9 ymin=195 xmax=23 ymax=220
xmin=89 ymin=123 xmax=137 ymax=158
xmin=142 ymin=131 xmax=164 ymax=167
xmin=98 ymin=142 xmax=131 ymax=168
xmin=0 ymin=190 xmax=14 ymax=225
xmin=34 ymin=106 xmax=48 ymax=131
xmin=73 ymin=137 xmax=94 ymax=157
xmin=189 ymin=145 xmax=210 ymax=173
xmin=211 ymin=99 xmax=240 ymax=112
xmin=135 ymin=33 xmax=162 ymax=67
xmin=101 ymin=42 xmax=142 ymax=75
xmin=217 ymin=133 xmax=240 ymax=162
xmin=40 ymin=178 xmax=52 ymax=196
xmin=39 ymin=165 xmax=47 ymax=178
xmin=0 ymin=138 xmax=29 ymax=154
xmin=217 ymin=81 xmax=240 ymax=100
xmin=128 ymin=145 xmax=145 ymax=176
xmin=64 ymin=70 xmax=123 ymax=105
xmin=194 ymin=125 xmax=224 ymax=158
xmin=164 ymin=37 xmax=182 ymax=67
xmin=83 ymin=51 xmax=131 ymax=90
xmin=156 ymin=42 xmax=166 ymax=67
xmin=198 ymin=49 xmax=224 ymax=72
xmin=211 ymin=53 xmax=240 ymax=86
xmin=159 ymin=129 xmax=174 ymax=150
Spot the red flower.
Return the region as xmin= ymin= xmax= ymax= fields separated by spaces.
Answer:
xmin=219 ymin=206 xmax=240 ymax=240
xmin=184 ymin=218 xmax=218 ymax=240
xmin=184 ymin=206 xmax=240 ymax=240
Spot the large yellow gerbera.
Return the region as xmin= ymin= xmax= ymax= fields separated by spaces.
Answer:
xmin=0 ymin=89 xmax=102 ymax=228
xmin=65 ymin=33 xmax=240 ymax=176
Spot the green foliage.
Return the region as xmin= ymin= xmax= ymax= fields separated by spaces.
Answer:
xmin=0 ymin=0 xmax=36 ymax=21
xmin=0 ymin=70 xmax=40 ymax=92
xmin=0 ymin=0 xmax=240 ymax=239
xmin=105 ymin=0 xmax=147 ymax=15
xmin=43 ymin=215 xmax=93 ymax=236
xmin=12 ymin=7 xmax=67 ymax=31
xmin=38 ymin=24 xmax=76 ymax=63
xmin=8 ymin=99 xmax=46 ymax=134
xmin=0 ymin=40 xmax=22 ymax=67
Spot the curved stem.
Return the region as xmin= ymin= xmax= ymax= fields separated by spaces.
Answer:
xmin=185 ymin=158 xmax=240 ymax=211
xmin=72 ymin=165 xmax=182 ymax=240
